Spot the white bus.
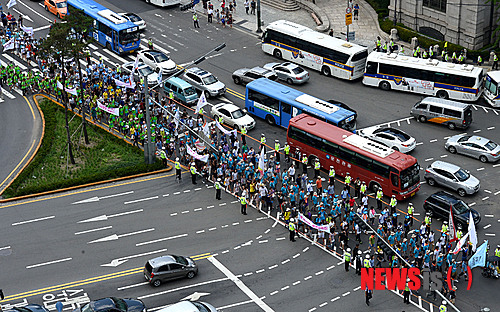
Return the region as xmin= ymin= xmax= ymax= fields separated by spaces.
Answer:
xmin=363 ymin=52 xmax=484 ymax=102
xmin=484 ymin=71 xmax=500 ymax=107
xmin=261 ymin=20 xmax=368 ymax=80
xmin=144 ymin=0 xmax=181 ymax=7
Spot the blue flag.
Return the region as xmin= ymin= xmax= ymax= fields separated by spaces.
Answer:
xmin=468 ymin=240 xmax=488 ymax=269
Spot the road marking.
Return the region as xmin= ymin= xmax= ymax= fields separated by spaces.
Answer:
xmin=276 ymin=237 xmax=285 ymax=240
xmin=327 ymin=265 xmax=335 ymax=270
xmin=196 ymin=230 xmax=205 ymax=234
xmin=315 ymin=270 xmax=324 ymax=275
xmin=135 ymin=233 xmax=188 ymax=246
xmin=416 ymin=142 xmax=423 ymax=146
xmin=219 ymin=203 xmax=227 ymax=206
xmin=472 ymin=105 xmax=478 ymax=110
xmin=269 ymin=264 xmax=278 ymax=269
xmin=232 ymin=222 xmax=240 ymax=226
xmin=208 ymin=257 xmax=274 ymax=312
xmin=194 ymin=208 xmax=203 ymax=211
xmin=138 ymin=276 xmax=230 ymax=299
xmin=429 ymin=139 xmax=438 ymax=143
xmin=482 ymin=106 xmax=489 ymax=113
xmin=444 ymin=136 xmax=450 ymax=139
xmin=0 ymin=246 xmax=11 ymax=251
xmin=27 ymin=257 xmax=72 ymax=269
xmin=244 ymin=220 xmax=252 ymax=223
xmin=124 ymin=196 xmax=158 ymax=204
xmin=209 ymin=227 xmax=217 ymax=231
xmin=473 ymin=129 xmax=481 ymax=133
xmin=256 ymin=235 xmax=262 ymax=239
xmin=308 ymin=308 xmax=316 ymax=312
xmin=495 ymin=190 xmax=500 ymax=195
xmin=494 ymin=164 xmax=500 ymax=168
xmin=303 ymin=247 xmax=309 ymax=252
xmin=331 ymin=296 xmax=340 ymax=302
xmin=469 ymin=202 xmax=476 ymax=206
xmin=484 ymin=224 xmax=491 ymax=229
xmin=353 ymin=286 xmax=361 ymax=291
xmin=342 ymin=291 xmax=350 ymax=296
xmin=207 ymin=205 xmax=214 ymax=208
xmin=183 ymin=190 xmax=190 ymax=193
xmin=293 ymin=253 xmax=300 ymax=259
xmin=281 ymin=286 xmax=290 ymax=291
xmin=12 ymin=215 xmax=55 ymax=226
xmin=102 ymin=248 xmax=170 ymax=267
xmin=75 ymin=226 xmax=112 ymax=235
xmin=319 ymin=302 xmax=328 ymax=308
xmin=484 ymin=190 xmax=492 ymax=194
xmin=101 ymin=48 xmax=129 ymax=64
xmin=487 ymin=126 xmax=495 ymax=130
xmin=88 ymin=228 xmax=155 ymax=244
xmin=170 ymin=213 xmax=178 ymax=216
xmin=270 ymin=291 xmax=279 ymax=296
xmin=117 ymin=282 xmax=149 ymax=290
xmin=304 ymin=275 xmax=312 ymax=280
xmin=265 ymin=229 xmax=271 ymax=234
xmin=440 ymin=155 xmax=448 ymax=158
xmin=93 ymin=51 xmax=109 ymax=61
xmin=222 ymin=250 xmax=229 ymax=254
xmin=293 ymin=281 xmax=301 ymax=286
xmin=477 ymin=168 xmax=485 ymax=171
xmin=182 ymin=210 xmax=189 ymax=214
xmin=259 ymin=240 xmax=268 ymax=243
xmin=78 ymin=209 xmax=143 ymax=223
xmin=425 ymin=158 xmax=434 ymax=162
xmin=3 ymin=53 xmax=28 ymax=70
xmin=282 ymin=259 xmax=290 ymax=264
xmin=173 ymin=191 xmax=180 ymax=195
xmin=195 ymin=187 xmax=202 ymax=191
xmin=163 ymin=194 xmax=169 ymax=197
xmin=256 ymin=269 xmax=265 ymax=273
xmin=482 ymin=196 xmax=489 ymax=201
xmin=244 ymin=272 xmax=253 ymax=276
xmin=485 ymin=233 xmax=496 ymax=236
xmin=485 ymin=214 xmax=494 ymax=217
xmin=493 ymin=110 xmax=499 ymax=115
xmin=2 ymin=89 xmax=16 ymax=99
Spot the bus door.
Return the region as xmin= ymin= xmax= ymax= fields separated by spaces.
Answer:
xmin=390 ymin=171 xmax=399 ymax=196
xmin=280 ymin=102 xmax=292 ymax=126
xmin=92 ymin=20 xmax=99 ymax=42
xmin=112 ymin=30 xmax=119 ymax=52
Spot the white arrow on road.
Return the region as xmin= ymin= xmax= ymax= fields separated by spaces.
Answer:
xmin=101 ymin=248 xmax=168 ymax=267
xmin=78 ymin=209 xmax=143 ymax=223
xmin=181 ymin=292 xmax=210 ymax=301
xmin=88 ymin=228 xmax=155 ymax=244
xmin=73 ymin=191 xmax=134 ymax=205
xmin=13 ymin=8 xmax=33 ymax=22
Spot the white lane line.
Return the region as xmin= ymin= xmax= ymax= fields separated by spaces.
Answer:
xmin=18 ymin=0 xmax=53 ymax=22
xmin=484 ymin=190 xmax=492 ymax=194
xmin=342 ymin=291 xmax=351 ymax=296
xmin=265 ymin=229 xmax=271 ymax=234
xmin=75 ymin=226 xmax=112 ymax=235
xmin=222 ymin=250 xmax=229 ymax=254
xmin=117 ymin=282 xmax=149 ymax=290
xmin=482 ymin=196 xmax=489 ymax=201
xmin=2 ymin=89 xmax=16 ymax=99
xmin=101 ymin=48 xmax=129 ymax=64
xmin=221 ymin=225 xmax=228 ymax=228
xmin=259 ymin=240 xmax=269 ymax=243
xmin=293 ymin=253 xmax=300 ymax=259
xmin=0 ymin=246 xmax=11 ymax=251
xmin=89 ymin=43 xmax=99 ymax=50
xmin=26 ymin=257 xmax=72 ymax=269
xmin=485 ymin=233 xmax=496 ymax=236
xmin=487 ymin=126 xmax=495 ymax=130
xmin=173 ymin=192 xmax=181 ymax=195
xmin=327 ymin=265 xmax=335 ymax=270
xmin=424 ymin=158 xmax=434 ymax=162
xmin=353 ymin=286 xmax=361 ymax=291
xmin=208 ymin=257 xmax=274 ymax=312
xmin=194 ymin=208 xmax=203 ymax=211
xmin=331 ymin=296 xmax=340 ymax=302
xmin=33 ymin=24 xmax=52 ymax=32
xmin=93 ymin=51 xmax=110 ymax=61
xmin=319 ymin=302 xmax=328 ymax=308
xmin=482 ymin=106 xmax=489 ymax=113
xmin=308 ymin=308 xmax=316 ymax=312
xmin=270 ymin=291 xmax=279 ymax=296
xmin=293 ymin=281 xmax=301 ymax=286
xmin=14 ymin=88 xmax=23 ymax=96
xmin=256 ymin=269 xmax=265 ymax=273
xmin=219 ymin=203 xmax=227 ymax=206
xmin=256 ymin=217 xmax=267 ymax=221
xmin=469 ymin=202 xmax=476 ymax=206
xmin=196 ymin=230 xmax=205 ymax=234
xmin=244 ymin=220 xmax=252 ymax=223
xmin=276 ymin=237 xmax=286 ymax=240
xmin=163 ymin=194 xmax=169 ymax=197
xmin=138 ymin=277 xmax=230 ymax=299
xmin=493 ymin=110 xmax=499 ymax=116
xmin=315 ymin=270 xmax=324 ymax=275
xmin=12 ymin=215 xmax=55 ymax=226
xmin=416 ymin=142 xmax=423 ymax=146
xmin=303 ymin=247 xmax=309 ymax=252
xmin=181 ymin=210 xmax=189 ymax=214
xmin=209 ymin=227 xmax=217 ymax=231
xmin=269 ymin=264 xmax=278 ymax=269
xmin=483 ymin=224 xmax=491 ymax=229
xmin=444 ymin=136 xmax=450 ymax=139
xmin=281 ymin=286 xmax=290 ymax=291
xmin=485 ymin=214 xmax=494 ymax=217
xmin=473 ymin=129 xmax=481 ymax=133
xmin=477 ymin=168 xmax=485 ymax=171
xmin=440 ymin=155 xmax=448 ymax=158
xmin=282 ymin=259 xmax=290 ymax=264
xmin=256 ymin=235 xmax=263 ymax=240
xmin=207 ymin=205 xmax=215 ymax=208
xmin=244 ymin=272 xmax=253 ymax=276
xmin=3 ymin=53 xmax=28 ymax=70
xmin=136 ymin=233 xmax=188 ymax=246
xmin=304 ymin=275 xmax=312 ymax=280
xmin=194 ymin=187 xmax=202 ymax=191
xmin=124 ymin=196 xmax=158 ymax=205
xmin=170 ymin=213 xmax=178 ymax=216
xmin=183 ymin=190 xmax=190 ymax=193
xmin=472 ymin=105 xmax=478 ymax=110
xmin=494 ymin=164 xmax=500 ymax=168
xmin=495 ymin=190 xmax=500 ymax=195
xmin=429 ymin=139 xmax=438 ymax=143
xmin=233 ymin=222 xmax=240 ymax=226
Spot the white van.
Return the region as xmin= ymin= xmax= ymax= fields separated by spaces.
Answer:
xmin=410 ymin=97 xmax=472 ymax=130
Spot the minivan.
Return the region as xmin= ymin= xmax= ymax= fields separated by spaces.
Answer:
xmin=423 ymin=191 xmax=480 ymax=227
xmin=410 ymin=97 xmax=472 ymax=130
xmin=144 ymin=255 xmax=198 ymax=287
xmin=163 ymin=77 xmax=199 ymax=106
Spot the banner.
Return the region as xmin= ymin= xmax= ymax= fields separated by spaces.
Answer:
xmin=215 ymin=121 xmax=236 ymax=136
xmin=7 ymin=0 xmax=17 ymax=9
xmin=202 ymin=122 xmax=210 ymax=139
xmin=468 ymin=212 xmax=478 ymax=251
xmin=20 ymin=26 xmax=34 ymax=37
xmin=186 ymin=144 xmax=209 ymax=162
xmin=3 ymin=38 xmax=15 ymax=51
xmin=448 ymin=205 xmax=458 ymax=243
xmin=194 ymin=139 xmax=205 ymax=152
xmin=468 ymin=240 xmax=488 ymax=269
xmin=97 ymin=100 xmax=119 ymax=116
xmin=452 ymin=232 xmax=469 ymax=255
xmin=298 ymin=213 xmax=330 ymax=233
xmin=258 ymin=146 xmax=265 ymax=176
xmin=113 ymin=78 xmax=135 ymax=89
xmin=56 ymin=80 xmax=78 ymax=96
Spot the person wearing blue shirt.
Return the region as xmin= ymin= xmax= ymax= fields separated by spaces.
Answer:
xmin=446 ymin=252 xmax=453 ymax=267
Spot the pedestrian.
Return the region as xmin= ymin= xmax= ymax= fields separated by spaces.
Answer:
xmin=0 ymin=288 xmax=4 ymax=300
xmin=328 ymin=29 xmax=333 ymax=37
xmin=250 ymin=0 xmax=256 ymax=14
xmin=193 ymin=13 xmax=200 ymax=28
xmin=240 ymin=190 xmax=248 ymax=215
xmin=403 ymin=279 xmax=411 ymax=304
xmin=439 ymin=300 xmax=447 ymax=312
xmin=493 ymin=52 xmax=498 ymax=70
xmin=244 ymin=0 xmax=249 ymax=14
xmin=355 ymin=250 xmax=362 ymax=275
xmin=174 ymin=157 xmax=181 ymax=182
xmin=215 ymin=178 xmax=222 ymax=200
xmin=207 ymin=7 xmax=213 ymax=22
xmin=190 ymin=162 xmax=197 ymax=184
xmin=289 ymin=218 xmax=296 ymax=241
xmin=365 ymin=287 xmax=372 ymax=306
xmin=160 ymin=147 xmax=167 ymax=168
xmin=353 ymin=3 xmax=359 ymax=20
xmin=148 ymin=37 xmax=153 ymax=50
xmin=227 ymin=14 xmax=233 ymax=28
xmin=215 ymin=9 xmax=220 ymax=23
xmin=344 ymin=248 xmax=351 ymax=271
xmin=477 ymin=54 xmax=483 ymax=66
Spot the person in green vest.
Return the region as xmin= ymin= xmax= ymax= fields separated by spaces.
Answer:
xmin=274 ymin=139 xmax=280 ymax=162
xmin=329 ymin=166 xmax=335 ymax=185
xmin=492 ymin=52 xmax=498 ymax=70
xmin=160 ymin=147 xmax=167 ymax=167
xmin=240 ymin=192 xmax=248 ymax=215
xmin=477 ymin=55 xmax=483 ymax=66
xmin=240 ymin=126 xmax=247 ymax=145
xmin=284 ymin=142 xmax=290 ymax=163
xmin=344 ymin=248 xmax=351 ymax=271
xmin=302 ymin=154 xmax=308 ymax=175
xmin=403 ymin=279 xmax=411 ymax=304
xmin=288 ymin=218 xmax=296 ymax=241
xmin=376 ymin=188 xmax=383 ymax=210
xmin=190 ymin=162 xmax=197 ymax=184
xmin=215 ymin=178 xmax=222 ymax=200
xmin=389 ymin=195 xmax=397 ymax=214
xmin=175 ymin=157 xmax=182 ymax=182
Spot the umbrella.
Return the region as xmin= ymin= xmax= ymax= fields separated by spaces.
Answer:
xmin=487 ymin=255 xmax=500 ymax=262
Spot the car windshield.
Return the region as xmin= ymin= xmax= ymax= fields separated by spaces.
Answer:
xmin=81 ymin=304 xmax=93 ymax=312
xmin=56 ymin=2 xmax=67 ymax=8
xmin=387 ymin=129 xmax=410 ymax=141
xmin=111 ymin=298 xmax=127 ymax=312
xmin=184 ymin=87 xmax=197 ymax=96
xmin=192 ymin=302 xmax=211 ymax=312
xmin=173 ymin=255 xmax=188 ymax=265
xmin=127 ymin=14 xmax=142 ymax=22
xmin=119 ymin=29 xmax=140 ymax=45
xmin=454 ymin=169 xmax=470 ymax=182
xmin=202 ymin=75 xmax=217 ymax=85
xmin=484 ymin=140 xmax=498 ymax=151
xmin=138 ymin=66 xmax=154 ymax=76
xmin=292 ymin=66 xmax=304 ymax=74
xmin=232 ymin=109 xmax=245 ymax=119
xmin=153 ymin=53 xmax=170 ymax=63
xmin=400 ymin=163 xmax=420 ymax=189
xmin=453 ymin=201 xmax=469 ymax=214
xmin=457 ymin=135 xmax=471 ymax=143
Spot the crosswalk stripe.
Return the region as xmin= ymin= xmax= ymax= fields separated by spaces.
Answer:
xmin=29 ymin=61 xmax=38 ymax=67
xmin=2 ymin=89 xmax=16 ymax=99
xmin=93 ymin=51 xmax=109 ymax=61
xmin=139 ymin=43 xmax=170 ymax=55
xmin=13 ymin=88 xmax=23 ymax=96
xmin=3 ymin=54 xmax=28 ymax=70
xmin=89 ymin=43 xmax=99 ymax=50
xmin=101 ymin=48 xmax=129 ymax=65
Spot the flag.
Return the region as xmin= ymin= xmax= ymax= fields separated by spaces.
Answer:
xmin=258 ymin=147 xmax=265 ymax=176
xmin=174 ymin=109 xmax=180 ymax=129
xmin=20 ymin=26 xmax=34 ymax=37
xmin=3 ymin=38 xmax=15 ymax=51
xmin=157 ymin=70 xmax=162 ymax=85
xmin=202 ymin=122 xmax=210 ymax=138
xmin=113 ymin=78 xmax=135 ymax=89
xmin=468 ymin=212 xmax=478 ymax=251
xmin=195 ymin=91 xmax=207 ymax=114
xmin=468 ymin=240 xmax=488 ymax=269
xmin=133 ymin=54 xmax=140 ymax=72
xmin=452 ymin=232 xmax=469 ymax=255
xmin=7 ymin=0 xmax=17 ymax=9
xmin=448 ymin=205 xmax=458 ymax=242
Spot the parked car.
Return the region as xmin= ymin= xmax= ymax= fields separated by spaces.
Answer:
xmin=144 ymin=255 xmax=198 ymax=287
xmin=73 ymin=298 xmax=146 ymax=312
xmin=155 ymin=301 xmax=217 ymax=312
xmin=423 ymin=191 xmax=481 ymax=227
xmin=122 ymin=61 xmax=159 ymax=85
xmin=184 ymin=67 xmax=226 ymax=97
xmin=232 ymin=67 xmax=278 ymax=85
xmin=357 ymin=126 xmax=416 ymax=153
xmin=262 ymin=62 xmax=309 ymax=84
xmin=211 ymin=102 xmax=255 ymax=130
xmin=118 ymin=12 xmax=146 ymax=30
xmin=424 ymin=161 xmax=480 ymax=196
xmin=4 ymin=304 xmax=50 ymax=312
xmin=138 ymin=50 xmax=176 ymax=74
xmin=44 ymin=0 xmax=67 ymax=19
xmin=445 ymin=134 xmax=500 ymax=163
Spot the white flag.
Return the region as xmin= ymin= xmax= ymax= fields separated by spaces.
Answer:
xmin=202 ymin=122 xmax=210 ymax=138
xmin=452 ymin=232 xmax=469 ymax=255
xmin=7 ymin=0 xmax=17 ymax=9
xmin=133 ymin=54 xmax=140 ymax=71
xmin=20 ymin=26 xmax=34 ymax=36
xmin=468 ymin=211 xmax=478 ymax=251
xmin=113 ymin=78 xmax=136 ymax=89
xmin=174 ymin=109 xmax=180 ymax=129
xmin=3 ymin=38 xmax=15 ymax=51
xmin=258 ymin=147 xmax=265 ymax=175
xmin=195 ymin=91 xmax=207 ymax=114
xmin=157 ymin=70 xmax=162 ymax=85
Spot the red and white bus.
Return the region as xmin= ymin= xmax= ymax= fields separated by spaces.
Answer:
xmin=287 ymin=114 xmax=421 ymax=200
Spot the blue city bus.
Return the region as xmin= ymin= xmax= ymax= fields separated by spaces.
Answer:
xmin=67 ymin=0 xmax=140 ymax=54
xmin=245 ymin=78 xmax=357 ymax=130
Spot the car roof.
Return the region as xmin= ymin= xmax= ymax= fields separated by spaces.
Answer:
xmin=148 ymin=255 xmax=178 ymax=267
xmin=187 ymin=67 xmax=210 ymax=77
xmin=430 ymin=161 xmax=461 ymax=172
xmin=466 ymin=135 xmax=492 ymax=146
xmin=156 ymin=301 xmax=199 ymax=312
xmin=250 ymin=67 xmax=270 ymax=74
xmin=419 ymin=97 xmax=471 ymax=111
xmin=281 ymin=62 xmax=299 ymax=68
xmin=216 ymin=103 xmax=239 ymax=112
xmin=429 ymin=191 xmax=460 ymax=203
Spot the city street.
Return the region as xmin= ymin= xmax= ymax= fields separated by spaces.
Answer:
xmin=0 ymin=0 xmax=498 ymax=312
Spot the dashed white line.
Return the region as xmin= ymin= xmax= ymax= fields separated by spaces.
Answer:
xmin=416 ymin=142 xmax=424 ymax=146
xmin=234 ymin=246 xmax=241 ymax=250
xmin=331 ymin=296 xmax=340 ymax=302
xmin=256 ymin=269 xmax=265 ymax=273
xmin=194 ymin=208 xmax=203 ymax=211
xmin=269 ymin=264 xmax=278 ymax=270
xmin=353 ymin=286 xmax=361 ymax=291
xmin=207 ymin=205 xmax=215 ymax=208
xmin=282 ymin=259 xmax=290 ymax=264
xmin=429 ymin=139 xmax=438 ymax=143
xmin=477 ymin=167 xmax=485 ymax=171
xmin=244 ymin=272 xmax=253 ymax=276
xmin=440 ymin=155 xmax=448 ymax=158
xmin=231 ymin=200 xmax=239 ymax=203
xmin=319 ymin=302 xmax=328 ymax=308
xmin=315 ymin=271 xmax=324 ymax=275
xmin=487 ymin=126 xmax=495 ymax=130
xmin=270 ymin=291 xmax=279 ymax=296
xmin=493 ymin=110 xmax=499 ymax=116
xmin=75 ymin=226 xmax=112 ymax=235
xmin=482 ymin=106 xmax=489 ymax=113
xmin=244 ymin=220 xmax=252 ymax=223
xmin=342 ymin=291 xmax=351 ymax=297
xmin=124 ymin=196 xmax=158 ymax=204
xmin=337 ymin=261 xmax=344 ymax=265
xmin=303 ymin=247 xmax=309 ymax=252
xmin=196 ymin=230 xmax=205 ymax=234
xmin=136 ymin=233 xmax=188 ymax=246
xmin=425 ymin=158 xmax=434 ymax=162
xmin=259 ymin=240 xmax=269 ymax=243
xmin=222 ymin=225 xmax=229 ymax=228
xmin=473 ymin=129 xmax=482 ymax=133
xmin=183 ymin=190 xmax=190 ymax=193
xmin=233 ymin=222 xmax=240 ymax=226
xmin=0 ymin=246 xmax=11 ymax=251
xmin=494 ymin=164 xmax=500 ymax=168
xmin=327 ymin=265 xmax=335 ymax=270
xmin=163 ymin=194 xmax=170 ymax=197
xmin=443 ymin=136 xmax=451 ymax=140
xmin=219 ymin=203 xmax=227 ymax=206
xmin=26 ymin=257 xmax=72 ymax=269
xmin=485 ymin=233 xmax=496 ymax=236
xmin=483 ymin=224 xmax=491 ymax=229
xmin=256 ymin=217 xmax=267 ymax=221
xmin=222 ymin=250 xmax=229 ymax=254
xmin=304 ymin=276 xmax=312 ymax=280
xmin=469 ymin=202 xmax=476 ymax=206
xmin=495 ymin=190 xmax=500 ymax=195
xmin=12 ymin=215 xmax=55 ymax=226
xmin=472 ymin=105 xmax=478 ymax=110
xmin=482 ymin=196 xmax=489 ymax=201
xmin=256 ymin=235 xmax=263 ymax=239
xmin=485 ymin=214 xmax=494 ymax=217
xmin=293 ymin=253 xmax=300 ymax=259
xmin=293 ymin=281 xmax=301 ymax=286
xmin=308 ymin=308 xmax=317 ymax=312
xmin=276 ymin=237 xmax=286 ymax=240
xmin=484 ymin=190 xmax=492 ymax=194
xmin=265 ymin=229 xmax=271 ymax=234
xmin=281 ymin=286 xmax=290 ymax=291
xmin=209 ymin=227 xmax=217 ymax=231
xmin=181 ymin=210 xmax=189 ymax=214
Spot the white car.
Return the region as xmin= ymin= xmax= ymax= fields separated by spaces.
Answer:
xmin=138 ymin=50 xmax=177 ymax=74
xmin=122 ymin=61 xmax=159 ymax=85
xmin=118 ymin=13 xmax=146 ymax=30
xmin=211 ymin=103 xmax=255 ymax=131
xmin=357 ymin=126 xmax=416 ymax=153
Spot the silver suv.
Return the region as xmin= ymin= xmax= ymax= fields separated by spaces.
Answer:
xmin=144 ymin=255 xmax=198 ymax=287
xmin=184 ymin=67 xmax=225 ymax=98
xmin=424 ymin=161 xmax=480 ymax=196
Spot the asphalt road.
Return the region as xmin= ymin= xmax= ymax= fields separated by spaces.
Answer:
xmin=0 ymin=0 xmax=498 ymax=311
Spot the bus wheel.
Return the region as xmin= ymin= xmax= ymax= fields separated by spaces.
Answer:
xmin=369 ymin=182 xmax=381 ymax=192
xmin=308 ymin=155 xmax=318 ymax=166
xmin=418 ymin=115 xmax=427 ymax=123
xmin=447 ymin=122 xmax=456 ymax=130
xmin=321 ymin=66 xmax=331 ymax=77
xmin=379 ymin=81 xmax=391 ymax=91
xmin=265 ymin=115 xmax=275 ymax=125
xmin=233 ymin=76 xmax=241 ymax=85
xmin=273 ymin=49 xmax=282 ymax=59
xmin=436 ymin=90 xmax=448 ymax=99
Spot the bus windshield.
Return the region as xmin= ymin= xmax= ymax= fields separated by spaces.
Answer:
xmin=485 ymin=77 xmax=498 ymax=95
xmin=400 ymin=163 xmax=420 ymax=189
xmin=119 ymin=29 xmax=139 ymax=45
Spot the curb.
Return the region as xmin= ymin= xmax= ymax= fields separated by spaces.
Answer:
xmin=358 ymin=0 xmax=388 ymax=40
xmin=295 ymin=0 xmax=330 ymax=32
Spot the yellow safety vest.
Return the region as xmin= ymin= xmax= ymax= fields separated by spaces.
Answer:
xmin=376 ymin=190 xmax=383 ymax=200
xmin=329 ymin=169 xmax=335 ymax=177
xmin=495 ymin=248 xmax=500 ymax=257
xmin=442 ymin=225 xmax=448 ymax=233
xmin=314 ymin=162 xmax=320 ymax=170
xmin=390 ymin=198 xmax=397 ymax=207
xmin=275 ymin=143 xmax=280 ymax=151
xmin=175 ymin=161 xmax=181 ymax=169
xmin=241 ymin=127 xmax=247 ymax=135
xmin=364 ymin=259 xmax=370 ymax=268
xmin=345 ymin=176 xmax=351 ymax=184
xmin=289 ymin=223 xmax=295 ymax=231
xmin=261 ymin=137 xmax=266 ymax=144
xmin=190 ymin=166 xmax=196 ymax=174
xmin=439 ymin=305 xmax=447 ymax=312
xmin=215 ymin=182 xmax=221 ymax=189
xmin=408 ymin=206 xmax=414 ymax=214
xmin=240 ymin=196 xmax=247 ymax=205
xmin=360 ymin=184 xmax=367 ymax=193
xmin=457 ymin=231 xmax=463 ymax=240
xmin=302 ymin=157 xmax=307 ymax=164
xmin=425 ymin=216 xmax=431 ymax=225
xmin=169 ymin=91 xmax=174 ymax=99
xmin=284 ymin=145 xmax=290 ymax=154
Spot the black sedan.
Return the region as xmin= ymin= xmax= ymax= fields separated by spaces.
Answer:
xmin=4 ymin=305 xmax=49 ymax=312
xmin=74 ymin=297 xmax=146 ymax=312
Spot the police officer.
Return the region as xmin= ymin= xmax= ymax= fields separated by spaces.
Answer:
xmin=148 ymin=37 xmax=154 ymax=50
xmin=403 ymin=278 xmax=411 ymax=304
xmin=168 ymin=90 xmax=174 ymax=104
xmin=360 ymin=181 xmax=367 ymax=197
xmin=442 ymin=221 xmax=449 ymax=234
xmin=314 ymin=158 xmax=320 ymax=177
xmin=274 ymin=139 xmax=280 ymax=162
xmin=344 ymin=248 xmax=351 ymax=271
xmin=329 ymin=166 xmax=335 ymax=185
xmin=193 ymin=13 xmax=200 ymax=28
xmin=477 ymin=55 xmax=483 ymax=66
xmin=240 ymin=126 xmax=247 ymax=146
xmin=376 ymin=188 xmax=383 ymax=210
xmin=175 ymin=157 xmax=182 ymax=182
xmin=284 ymin=142 xmax=290 ymax=163
xmin=439 ymin=300 xmax=447 ymax=312
xmin=364 ymin=254 xmax=371 ymax=269
xmin=407 ymin=203 xmax=414 ymax=226
xmin=493 ymin=52 xmax=499 ymax=70
xmin=355 ymin=250 xmax=362 ymax=275
xmin=289 ymin=218 xmax=296 ymax=242
xmin=302 ymin=153 xmax=308 ymax=175
xmin=215 ymin=178 xmax=222 ymax=200
xmin=160 ymin=147 xmax=167 ymax=168
xmin=240 ymin=192 xmax=247 ymax=215
xmin=389 ymin=195 xmax=397 ymax=214
xmin=344 ymin=172 xmax=352 ymax=195
xmin=190 ymin=162 xmax=197 ymax=184
xmin=260 ymin=133 xmax=266 ymax=152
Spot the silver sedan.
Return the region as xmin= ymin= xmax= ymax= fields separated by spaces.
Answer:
xmin=445 ymin=134 xmax=500 ymax=163
xmin=263 ymin=62 xmax=309 ymax=84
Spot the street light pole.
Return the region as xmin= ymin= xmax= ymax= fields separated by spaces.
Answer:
xmin=143 ymin=77 xmax=154 ymax=164
xmin=256 ymin=0 xmax=262 ymax=33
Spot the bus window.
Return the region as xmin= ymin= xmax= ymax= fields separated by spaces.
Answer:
xmin=429 ymin=105 xmax=443 ymax=114
xmin=119 ymin=29 xmax=139 ymax=45
xmin=351 ymin=50 xmax=368 ymax=62
xmin=282 ymin=102 xmax=291 ymax=114
xmin=391 ymin=173 xmax=399 ymax=187
xmin=248 ymin=89 xmax=280 ymax=111
xmin=365 ymin=62 xmax=378 ymax=74
xmin=372 ymin=160 xmax=390 ymax=178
